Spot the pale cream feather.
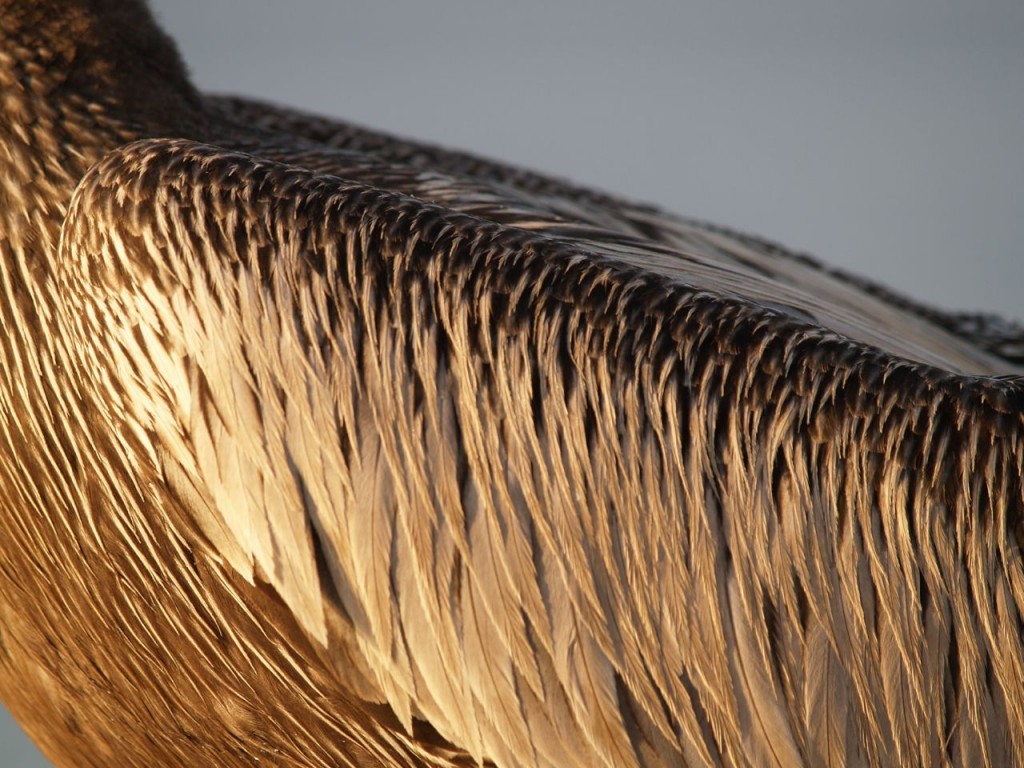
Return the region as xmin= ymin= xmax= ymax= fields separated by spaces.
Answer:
xmin=52 ymin=137 xmax=1024 ymax=767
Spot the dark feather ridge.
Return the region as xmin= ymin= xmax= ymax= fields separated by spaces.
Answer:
xmin=1 ymin=2 xmax=1023 ymax=766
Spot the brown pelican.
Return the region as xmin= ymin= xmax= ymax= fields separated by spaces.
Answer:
xmin=2 ymin=1 xmax=1023 ymax=766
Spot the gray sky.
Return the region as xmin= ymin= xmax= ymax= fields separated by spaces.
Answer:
xmin=150 ymin=0 xmax=1023 ymax=319
xmin=3 ymin=1 xmax=1022 ymax=764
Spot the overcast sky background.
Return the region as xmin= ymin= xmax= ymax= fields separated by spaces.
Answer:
xmin=3 ymin=1 xmax=1022 ymax=763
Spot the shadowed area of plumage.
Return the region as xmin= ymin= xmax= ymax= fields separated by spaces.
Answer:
xmin=2 ymin=1 xmax=1024 ymax=766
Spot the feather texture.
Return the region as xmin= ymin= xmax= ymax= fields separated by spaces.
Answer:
xmin=1 ymin=3 xmax=1023 ymax=766
xmin=47 ymin=136 xmax=1024 ymax=766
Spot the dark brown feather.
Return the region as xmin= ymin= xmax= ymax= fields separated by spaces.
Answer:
xmin=1 ymin=2 xmax=1023 ymax=766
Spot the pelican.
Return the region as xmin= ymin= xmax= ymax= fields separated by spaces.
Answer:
xmin=2 ymin=1 xmax=1023 ymax=766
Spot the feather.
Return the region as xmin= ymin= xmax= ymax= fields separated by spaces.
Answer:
xmin=4 ymin=5 xmax=1023 ymax=764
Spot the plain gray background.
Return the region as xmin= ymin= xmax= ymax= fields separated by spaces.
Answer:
xmin=3 ymin=1 xmax=1022 ymax=764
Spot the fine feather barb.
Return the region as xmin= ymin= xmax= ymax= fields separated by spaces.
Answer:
xmin=55 ymin=137 xmax=1024 ymax=767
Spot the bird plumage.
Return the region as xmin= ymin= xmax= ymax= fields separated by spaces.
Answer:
xmin=2 ymin=2 xmax=1023 ymax=766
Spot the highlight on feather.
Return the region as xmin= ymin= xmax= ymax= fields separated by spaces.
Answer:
xmin=1 ymin=2 xmax=1023 ymax=767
